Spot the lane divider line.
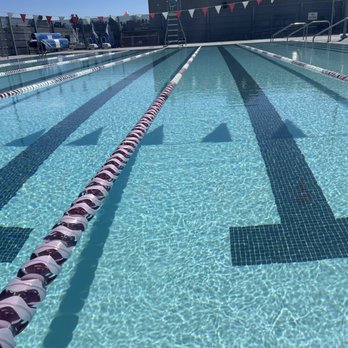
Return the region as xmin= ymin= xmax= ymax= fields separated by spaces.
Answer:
xmin=0 ymin=48 xmax=165 ymax=100
xmin=0 ymin=46 xmax=201 ymax=348
xmin=239 ymin=44 xmax=348 ymax=83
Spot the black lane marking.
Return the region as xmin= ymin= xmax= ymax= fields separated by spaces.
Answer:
xmin=219 ymin=46 xmax=348 ymax=266
xmin=5 ymin=129 xmax=46 ymax=146
xmin=67 ymin=127 xmax=103 ymax=146
xmin=202 ymin=123 xmax=232 ymax=143
xmin=0 ymin=226 xmax=33 ymax=263
xmin=0 ymin=49 xmax=179 ymax=211
xmin=142 ymin=125 xmax=164 ymax=145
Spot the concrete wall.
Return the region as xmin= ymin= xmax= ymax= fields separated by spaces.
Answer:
xmin=149 ymin=0 xmax=346 ymax=43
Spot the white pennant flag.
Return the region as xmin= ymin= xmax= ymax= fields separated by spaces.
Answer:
xmin=162 ymin=12 xmax=168 ymax=19
xmin=33 ymin=15 xmax=38 ymax=21
xmin=215 ymin=5 xmax=222 ymax=14
xmin=7 ymin=12 xmax=13 ymax=18
xmin=271 ymin=0 xmax=275 ymax=3
xmin=85 ymin=16 xmax=91 ymax=24
xmin=59 ymin=16 xmax=65 ymax=22
xmin=188 ymin=9 xmax=195 ymax=18
xmin=242 ymin=1 xmax=249 ymax=8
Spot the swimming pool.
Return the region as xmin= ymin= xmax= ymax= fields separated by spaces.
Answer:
xmin=0 ymin=42 xmax=347 ymax=347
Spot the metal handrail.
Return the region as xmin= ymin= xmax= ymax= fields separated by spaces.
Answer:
xmin=305 ymin=20 xmax=331 ymax=41
xmin=286 ymin=23 xmax=307 ymax=41
xmin=286 ymin=20 xmax=331 ymax=41
xmin=313 ymin=16 xmax=348 ymax=42
xmin=271 ymin=22 xmax=306 ymax=42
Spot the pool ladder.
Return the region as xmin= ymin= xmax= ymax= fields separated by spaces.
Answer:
xmin=271 ymin=17 xmax=348 ymax=43
xmin=165 ymin=0 xmax=187 ymax=45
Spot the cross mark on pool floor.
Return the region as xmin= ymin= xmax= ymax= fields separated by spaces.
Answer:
xmin=219 ymin=46 xmax=348 ymax=266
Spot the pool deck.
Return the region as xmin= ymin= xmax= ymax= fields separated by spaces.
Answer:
xmin=0 ymin=34 xmax=347 ymax=62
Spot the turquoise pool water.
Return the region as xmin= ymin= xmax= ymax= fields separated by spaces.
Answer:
xmin=0 ymin=43 xmax=347 ymax=347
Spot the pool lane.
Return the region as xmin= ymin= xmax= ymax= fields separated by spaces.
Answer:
xmin=250 ymin=42 xmax=348 ymax=74
xmin=219 ymin=46 xmax=348 ymax=266
xmin=28 ymin=46 xmax=347 ymax=347
xmin=0 ymin=49 xmax=198 ymax=263
xmin=0 ymin=50 xmax=142 ymax=93
xmin=0 ymin=51 xmax=116 ymax=72
xmin=239 ymin=45 xmax=348 ymax=110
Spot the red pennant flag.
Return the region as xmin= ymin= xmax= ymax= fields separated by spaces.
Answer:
xmin=256 ymin=0 xmax=263 ymax=4
xmin=98 ymin=16 xmax=104 ymax=23
xmin=20 ymin=13 xmax=26 ymax=23
xmin=124 ymin=11 xmax=129 ymax=16
xmin=229 ymin=3 xmax=236 ymax=12
xmin=46 ymin=16 xmax=52 ymax=24
xmin=71 ymin=16 xmax=78 ymax=25
xmin=175 ymin=10 xmax=182 ymax=18
xmin=202 ymin=7 xmax=208 ymax=16
xmin=149 ymin=13 xmax=155 ymax=19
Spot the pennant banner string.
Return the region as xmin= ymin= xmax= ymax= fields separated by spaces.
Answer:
xmin=3 ymin=0 xmax=274 ymax=23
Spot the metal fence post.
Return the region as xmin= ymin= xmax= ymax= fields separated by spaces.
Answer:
xmin=0 ymin=17 xmax=5 ymax=56
xmin=7 ymin=12 xmax=18 ymax=56
xmin=342 ymin=0 xmax=348 ymax=39
xmin=33 ymin=15 xmax=38 ymax=33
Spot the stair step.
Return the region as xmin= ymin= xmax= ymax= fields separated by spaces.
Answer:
xmin=165 ymin=11 xmax=186 ymax=46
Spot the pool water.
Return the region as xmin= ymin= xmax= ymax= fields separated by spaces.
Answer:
xmin=0 ymin=50 xmax=144 ymax=93
xmin=0 ymin=51 xmax=117 ymax=72
xmin=250 ymin=41 xmax=348 ymax=74
xmin=0 ymin=44 xmax=347 ymax=347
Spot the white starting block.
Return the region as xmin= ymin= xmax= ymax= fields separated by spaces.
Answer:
xmin=88 ymin=43 xmax=98 ymax=50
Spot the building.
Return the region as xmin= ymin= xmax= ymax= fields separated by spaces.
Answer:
xmin=148 ymin=0 xmax=347 ymax=43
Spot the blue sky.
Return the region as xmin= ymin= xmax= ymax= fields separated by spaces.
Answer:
xmin=0 ymin=0 xmax=149 ymax=17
